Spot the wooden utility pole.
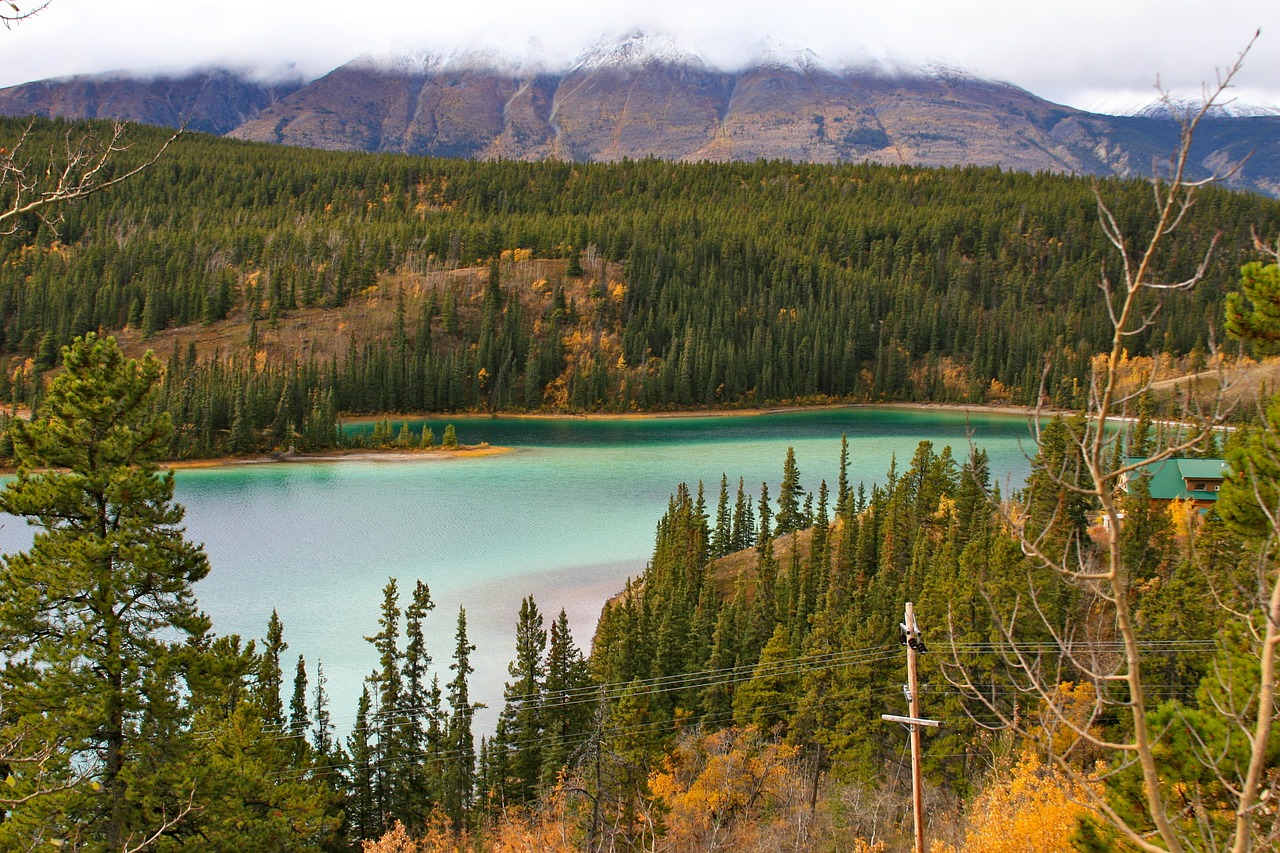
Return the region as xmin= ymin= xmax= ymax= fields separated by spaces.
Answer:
xmin=881 ymin=601 xmax=939 ymax=853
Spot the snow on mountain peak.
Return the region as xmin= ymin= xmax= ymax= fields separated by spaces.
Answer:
xmin=361 ymin=40 xmax=532 ymax=75
xmin=1128 ymin=96 xmax=1280 ymax=119
xmin=571 ymin=31 xmax=704 ymax=72
xmin=746 ymin=38 xmax=826 ymax=73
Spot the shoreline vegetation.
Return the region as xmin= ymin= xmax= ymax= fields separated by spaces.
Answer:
xmin=166 ymin=400 xmax=1050 ymax=471
xmin=0 ymin=400 xmax=1049 ymax=476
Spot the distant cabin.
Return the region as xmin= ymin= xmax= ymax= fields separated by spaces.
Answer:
xmin=1121 ymin=456 xmax=1230 ymax=509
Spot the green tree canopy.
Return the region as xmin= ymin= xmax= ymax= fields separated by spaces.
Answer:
xmin=0 ymin=333 xmax=210 ymax=848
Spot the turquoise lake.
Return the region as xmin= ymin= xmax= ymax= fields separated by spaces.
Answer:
xmin=0 ymin=406 xmax=1037 ymax=734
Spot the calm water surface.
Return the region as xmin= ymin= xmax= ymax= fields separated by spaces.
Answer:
xmin=1 ymin=406 xmax=1036 ymax=734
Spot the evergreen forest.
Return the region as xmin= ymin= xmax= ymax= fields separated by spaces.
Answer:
xmin=1 ymin=118 xmax=1279 ymax=459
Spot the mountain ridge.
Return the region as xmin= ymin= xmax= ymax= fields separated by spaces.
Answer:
xmin=0 ymin=38 xmax=1277 ymax=196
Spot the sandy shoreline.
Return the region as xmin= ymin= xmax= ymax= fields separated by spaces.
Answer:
xmin=163 ymin=443 xmax=512 ymax=470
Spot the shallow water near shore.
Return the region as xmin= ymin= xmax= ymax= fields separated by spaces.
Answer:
xmin=0 ymin=406 xmax=1036 ymax=734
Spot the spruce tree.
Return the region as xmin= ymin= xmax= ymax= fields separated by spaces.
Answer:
xmin=541 ymin=609 xmax=591 ymax=789
xmin=443 ymin=607 xmax=479 ymax=829
xmin=494 ymin=596 xmax=547 ymax=806
xmin=775 ymin=446 xmax=804 ymax=534
xmin=365 ymin=578 xmax=404 ymax=828
xmin=259 ymin=609 xmax=288 ymax=726
xmin=731 ymin=476 xmax=755 ymax=552
xmin=756 ymin=481 xmax=773 ymax=551
xmin=401 ymin=579 xmax=437 ymax=821
xmin=712 ymin=473 xmax=732 ymax=557
xmin=733 ymin=624 xmax=798 ymax=731
xmin=835 ymin=433 xmax=851 ymax=518
xmin=347 ymin=687 xmax=377 ymax=840
xmin=288 ymin=655 xmax=310 ymax=760
xmin=312 ymin=660 xmax=335 ymax=760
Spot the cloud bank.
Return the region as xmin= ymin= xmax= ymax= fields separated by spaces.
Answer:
xmin=0 ymin=0 xmax=1274 ymax=113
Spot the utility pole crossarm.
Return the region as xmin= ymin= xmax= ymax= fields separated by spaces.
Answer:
xmin=879 ymin=601 xmax=938 ymax=853
xmin=881 ymin=714 xmax=940 ymax=727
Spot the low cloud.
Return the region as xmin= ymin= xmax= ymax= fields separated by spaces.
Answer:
xmin=0 ymin=0 xmax=1274 ymax=112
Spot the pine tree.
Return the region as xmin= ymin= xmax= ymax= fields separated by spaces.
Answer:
xmin=0 ymin=334 xmax=210 ymax=848
xmin=182 ymin=635 xmax=342 ymax=848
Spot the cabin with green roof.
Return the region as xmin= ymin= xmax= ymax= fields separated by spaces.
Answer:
xmin=1121 ymin=456 xmax=1230 ymax=508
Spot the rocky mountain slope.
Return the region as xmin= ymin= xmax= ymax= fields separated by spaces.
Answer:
xmin=0 ymin=67 xmax=301 ymax=135
xmin=1 ymin=34 xmax=1276 ymax=195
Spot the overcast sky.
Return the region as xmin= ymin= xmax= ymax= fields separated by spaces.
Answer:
xmin=0 ymin=1 xmax=1274 ymax=113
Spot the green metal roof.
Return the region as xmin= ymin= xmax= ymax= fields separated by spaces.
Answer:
xmin=1175 ymin=458 xmax=1230 ymax=480
xmin=1123 ymin=457 xmax=1229 ymax=502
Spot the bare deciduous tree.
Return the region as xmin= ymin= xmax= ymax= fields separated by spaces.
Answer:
xmin=945 ymin=33 xmax=1280 ymax=853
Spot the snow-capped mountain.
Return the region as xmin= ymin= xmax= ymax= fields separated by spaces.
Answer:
xmin=0 ymin=31 xmax=1275 ymax=196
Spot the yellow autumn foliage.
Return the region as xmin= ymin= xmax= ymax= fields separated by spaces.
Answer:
xmin=484 ymin=783 xmax=581 ymax=852
xmin=648 ymin=726 xmax=806 ymax=850
xmin=933 ymin=751 xmax=1097 ymax=853
xmin=362 ymin=815 xmax=468 ymax=853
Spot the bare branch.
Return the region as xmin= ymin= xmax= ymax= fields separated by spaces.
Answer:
xmin=0 ymin=120 xmax=183 ymax=236
xmin=0 ymin=1 xmax=48 ymax=28
xmin=121 ymin=789 xmax=197 ymax=853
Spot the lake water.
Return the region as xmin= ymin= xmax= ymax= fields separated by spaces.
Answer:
xmin=0 ymin=406 xmax=1037 ymax=736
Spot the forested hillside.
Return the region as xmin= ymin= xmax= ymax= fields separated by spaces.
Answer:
xmin=2 ymin=117 xmax=1279 ymax=458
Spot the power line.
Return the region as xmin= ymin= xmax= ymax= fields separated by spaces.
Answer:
xmin=255 ymin=636 xmax=1222 ymax=785
xmin=243 ymin=637 xmax=1217 ymax=737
